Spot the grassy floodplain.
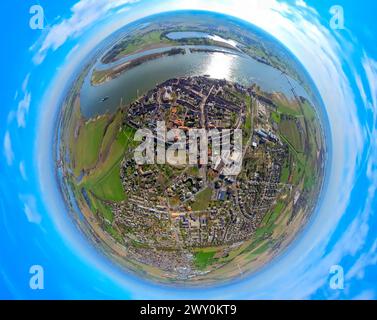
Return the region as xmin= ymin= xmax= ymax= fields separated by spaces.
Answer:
xmin=59 ymin=92 xmax=139 ymax=240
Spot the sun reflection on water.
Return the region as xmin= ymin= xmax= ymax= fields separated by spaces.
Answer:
xmin=205 ymin=52 xmax=236 ymax=79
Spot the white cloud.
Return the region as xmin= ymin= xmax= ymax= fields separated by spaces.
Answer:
xmin=19 ymin=194 xmax=42 ymax=224
xmin=115 ymin=6 xmax=131 ymax=15
xmin=16 ymin=73 xmax=32 ymax=128
xmin=347 ymin=243 xmax=377 ymax=281
xmin=22 ymin=73 xmax=30 ymax=92
xmin=3 ymin=131 xmax=14 ymax=166
xmin=295 ymin=0 xmax=307 ymax=7
xmin=362 ymin=57 xmax=377 ymax=111
xmin=17 ymin=92 xmax=31 ymax=128
xmin=19 ymin=161 xmax=27 ymax=181
xmin=353 ymin=290 xmax=375 ymax=300
xmin=32 ymin=0 xmax=140 ymax=64
xmin=65 ymin=44 xmax=80 ymax=62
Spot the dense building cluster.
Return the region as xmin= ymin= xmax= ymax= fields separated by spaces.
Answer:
xmin=105 ymin=76 xmax=292 ymax=273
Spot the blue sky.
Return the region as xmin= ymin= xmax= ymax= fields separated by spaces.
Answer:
xmin=1 ymin=0 xmax=377 ymax=299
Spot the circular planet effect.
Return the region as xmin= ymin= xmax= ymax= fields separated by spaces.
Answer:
xmin=1 ymin=0 xmax=376 ymax=299
xmin=57 ymin=11 xmax=325 ymax=285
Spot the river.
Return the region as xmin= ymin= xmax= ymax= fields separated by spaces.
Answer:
xmin=80 ymin=40 xmax=311 ymax=119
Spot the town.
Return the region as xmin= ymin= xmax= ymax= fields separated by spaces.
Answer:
xmin=103 ymin=76 xmax=292 ymax=276
xmin=132 ymin=120 xmax=243 ymax=172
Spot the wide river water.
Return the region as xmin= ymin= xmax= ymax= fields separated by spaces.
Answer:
xmin=80 ymin=44 xmax=311 ymax=119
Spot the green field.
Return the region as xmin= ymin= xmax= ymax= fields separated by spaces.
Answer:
xmin=87 ymin=192 xmax=114 ymax=223
xmin=271 ymin=111 xmax=281 ymax=124
xmin=245 ymin=200 xmax=285 ymax=250
xmin=279 ymin=119 xmax=303 ymax=152
xmin=280 ymin=160 xmax=290 ymax=183
xmin=65 ymin=113 xmax=130 ymax=225
xmin=100 ymin=112 xmax=123 ymax=152
xmin=118 ymin=31 xmax=173 ymax=58
xmin=104 ymin=223 xmax=123 ymax=243
xmin=251 ymin=242 xmax=270 ymax=256
xmin=191 ymin=187 xmax=213 ymax=211
xmin=245 ymin=96 xmax=252 ymax=131
xmin=194 ymin=250 xmax=216 ymax=269
xmin=68 ymin=106 xmax=138 ymax=205
xmin=240 ymin=199 xmax=286 ymax=260
xmin=73 ymin=116 xmax=109 ymax=175
xmin=261 ymin=201 xmax=285 ymax=228
xmin=301 ymin=100 xmax=316 ymax=122
xmin=90 ymin=164 xmax=125 ymax=201
xmin=83 ymin=124 xmax=136 ymax=201
xmin=276 ymin=103 xmax=301 ymax=117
